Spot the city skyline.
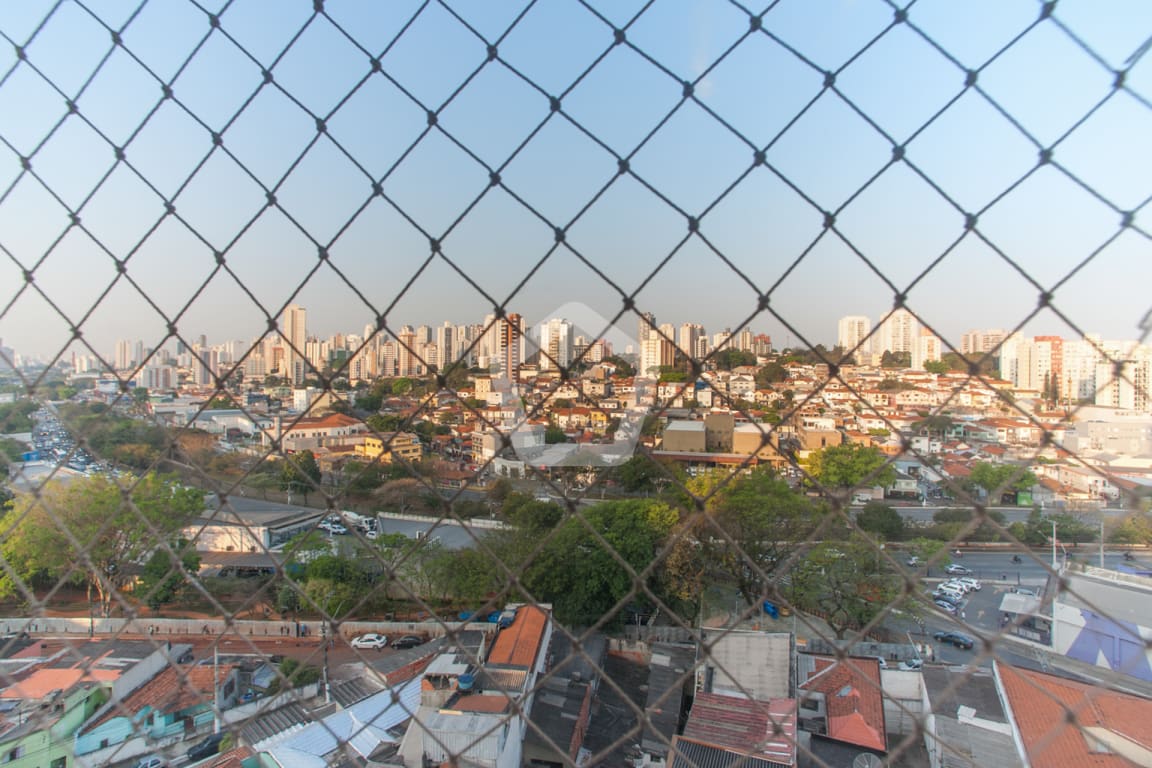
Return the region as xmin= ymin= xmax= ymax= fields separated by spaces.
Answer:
xmin=1 ymin=1 xmax=1150 ymax=362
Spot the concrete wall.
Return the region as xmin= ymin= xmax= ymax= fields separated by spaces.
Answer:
xmin=880 ymin=668 xmax=924 ymax=737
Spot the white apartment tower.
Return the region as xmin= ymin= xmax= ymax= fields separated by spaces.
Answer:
xmin=837 ymin=316 xmax=872 ymax=358
xmin=877 ymin=309 xmax=917 ymax=355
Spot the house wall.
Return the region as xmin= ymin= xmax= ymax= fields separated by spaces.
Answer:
xmin=1052 ymin=601 xmax=1152 ymax=681
xmin=880 ymin=669 xmax=923 ymax=737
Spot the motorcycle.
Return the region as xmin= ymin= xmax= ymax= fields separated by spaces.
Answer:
xmin=1012 ymin=555 xmax=1022 ymax=564
xmin=1124 ymin=552 xmax=1135 ymax=561
xmin=953 ymin=549 xmax=963 ymax=558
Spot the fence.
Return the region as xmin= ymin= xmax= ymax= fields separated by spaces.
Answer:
xmin=1 ymin=2 xmax=1151 ymax=768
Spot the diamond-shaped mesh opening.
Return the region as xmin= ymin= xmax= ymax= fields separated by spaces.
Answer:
xmin=1 ymin=2 xmax=1151 ymax=768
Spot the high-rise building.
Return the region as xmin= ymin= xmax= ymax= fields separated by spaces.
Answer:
xmin=114 ymin=339 xmax=133 ymax=371
xmin=397 ymin=326 xmax=418 ymax=377
xmin=538 ymin=318 xmax=573 ymax=371
xmin=877 ymin=309 xmax=917 ymax=355
xmin=498 ymin=313 xmax=525 ymax=378
xmin=679 ymin=323 xmax=705 ymax=361
xmin=638 ymin=312 xmax=656 ymax=345
xmin=282 ymin=304 xmax=307 ymax=385
xmin=961 ymin=329 xmax=1006 ymax=356
xmin=837 ymin=315 xmax=872 ymax=359
xmin=911 ymin=329 xmax=942 ymax=371
xmin=1095 ymin=342 xmax=1151 ymax=412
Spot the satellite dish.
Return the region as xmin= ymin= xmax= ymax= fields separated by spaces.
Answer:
xmin=853 ymin=754 xmax=883 ymax=768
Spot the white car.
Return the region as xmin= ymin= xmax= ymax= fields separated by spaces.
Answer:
xmin=350 ymin=633 xmax=389 ymax=649
xmin=955 ymin=577 xmax=982 ymax=592
xmin=319 ymin=521 xmax=348 ymax=535
xmin=943 ymin=580 xmax=972 ymax=594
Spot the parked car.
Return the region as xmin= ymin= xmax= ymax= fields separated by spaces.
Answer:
xmin=1010 ymin=586 xmax=1038 ymax=597
xmin=391 ymin=635 xmax=424 ymax=649
xmin=933 ymin=631 xmax=975 ymax=649
xmin=319 ymin=521 xmax=348 ymax=535
xmin=935 ymin=585 xmax=966 ymax=601
xmin=942 ymin=580 xmax=972 ymax=594
xmin=350 ymin=633 xmax=389 ymax=649
xmin=187 ymin=732 xmax=225 ymax=761
xmin=934 ymin=600 xmax=958 ymax=614
xmin=134 ymin=756 xmax=168 ymax=768
xmin=955 ymin=577 xmax=982 ymax=592
xmin=898 ymin=659 xmax=923 ymax=671
xmin=945 ymin=564 xmax=973 ymax=575
xmin=905 ymin=556 xmax=921 ymax=567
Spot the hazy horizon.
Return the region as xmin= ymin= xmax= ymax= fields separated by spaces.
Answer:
xmin=2 ymin=0 xmax=1150 ymax=363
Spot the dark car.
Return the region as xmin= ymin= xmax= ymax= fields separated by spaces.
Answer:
xmin=186 ymin=732 xmax=225 ymax=761
xmin=391 ymin=635 xmax=424 ymax=649
xmin=933 ymin=631 xmax=975 ymax=649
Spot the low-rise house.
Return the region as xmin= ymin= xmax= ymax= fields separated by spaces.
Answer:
xmin=75 ymin=663 xmax=239 ymax=767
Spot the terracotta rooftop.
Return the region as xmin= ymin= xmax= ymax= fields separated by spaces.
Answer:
xmin=799 ymin=656 xmax=886 ymax=752
xmin=487 ymin=605 xmax=548 ymax=669
xmin=681 ymin=692 xmax=797 ymax=766
xmin=86 ymin=664 xmax=235 ymax=730
xmin=448 ymin=693 xmax=512 ymax=714
xmin=0 ymin=668 xmax=119 ymax=700
xmin=999 ymin=664 xmax=1152 ymax=767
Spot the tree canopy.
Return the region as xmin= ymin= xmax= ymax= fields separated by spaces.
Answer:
xmin=0 ymin=474 xmax=204 ymax=615
xmin=968 ymin=462 xmax=1037 ymax=499
xmin=806 ymin=443 xmax=896 ymax=490
xmin=856 ymin=501 xmax=906 ymax=541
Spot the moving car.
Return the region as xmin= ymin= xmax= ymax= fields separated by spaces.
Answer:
xmin=945 ymin=564 xmax=973 ymax=575
xmin=391 ymin=635 xmax=424 ymax=649
xmin=933 ymin=631 xmax=975 ymax=649
xmin=187 ymin=732 xmax=225 ymax=761
xmin=350 ymin=633 xmax=389 ymax=650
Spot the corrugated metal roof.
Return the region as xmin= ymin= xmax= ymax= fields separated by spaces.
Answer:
xmin=421 ymin=711 xmax=508 ymax=762
xmin=264 ymin=677 xmax=421 ymax=761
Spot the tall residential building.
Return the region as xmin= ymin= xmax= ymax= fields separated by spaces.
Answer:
xmin=877 ymin=309 xmax=917 ymax=355
xmin=679 ymin=323 xmax=705 ymax=360
xmin=1095 ymin=342 xmax=1151 ymax=412
xmin=537 ymin=318 xmax=573 ymax=371
xmin=498 ymin=313 xmax=525 ymax=378
xmin=997 ymin=333 xmax=1032 ymax=387
xmin=911 ymin=329 xmax=943 ymax=371
xmin=1063 ymin=335 xmax=1104 ymax=403
xmin=837 ymin=315 xmax=872 ymax=359
xmin=397 ymin=326 xmax=419 ymax=377
xmin=961 ymin=328 xmax=1006 ymax=356
xmin=282 ymin=304 xmax=307 ymax=385
xmin=114 ymin=339 xmax=134 ymax=371
xmin=435 ymin=322 xmax=455 ymax=370
xmin=638 ymin=312 xmax=656 ymax=346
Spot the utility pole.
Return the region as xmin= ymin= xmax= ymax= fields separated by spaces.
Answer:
xmin=1051 ymin=520 xmax=1057 ymax=570
xmin=1099 ymin=517 xmax=1105 ymax=568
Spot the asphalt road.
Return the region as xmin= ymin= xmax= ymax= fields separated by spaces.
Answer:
xmin=901 ymin=550 xmax=1151 ymax=667
xmin=870 ymin=504 xmax=1130 ymax=525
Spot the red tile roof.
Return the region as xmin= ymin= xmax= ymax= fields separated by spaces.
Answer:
xmin=999 ymin=664 xmax=1152 ymax=767
xmin=800 ymin=656 xmax=886 ymax=752
xmin=487 ymin=605 xmax=548 ymax=669
xmin=681 ymin=692 xmax=797 ymax=766
xmin=88 ymin=665 xmax=235 ymax=729
xmin=448 ymin=693 xmax=512 ymax=714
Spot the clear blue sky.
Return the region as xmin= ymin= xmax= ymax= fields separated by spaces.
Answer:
xmin=1 ymin=0 xmax=1150 ymax=362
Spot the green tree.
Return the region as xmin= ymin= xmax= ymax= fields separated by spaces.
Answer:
xmin=391 ymin=377 xmax=414 ymax=396
xmin=787 ymin=536 xmax=898 ymax=639
xmin=754 ymin=362 xmax=789 ymax=387
xmin=487 ymin=477 xmax=513 ymax=504
xmin=1110 ymin=513 xmax=1152 ymax=544
xmin=544 ymin=425 xmax=569 ymax=444
xmin=856 ymin=501 xmax=906 ymax=541
xmin=694 ymin=468 xmax=818 ymax=605
xmin=281 ymin=450 xmax=322 ymax=504
xmin=880 ymin=350 xmax=911 ymax=369
xmin=968 ymin=462 xmax=1037 ymax=501
xmin=603 ymin=355 xmax=635 ymax=378
xmin=0 ymin=474 xmax=204 ymax=616
xmin=713 ymin=348 xmax=757 ymax=370
xmin=923 ymin=359 xmax=950 ymax=374
xmin=137 ymin=538 xmax=201 ymax=610
xmin=806 ymin=443 xmax=896 ymax=490
xmin=524 ymin=500 xmax=674 ymax=625
xmin=366 ymin=413 xmax=406 ymax=433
